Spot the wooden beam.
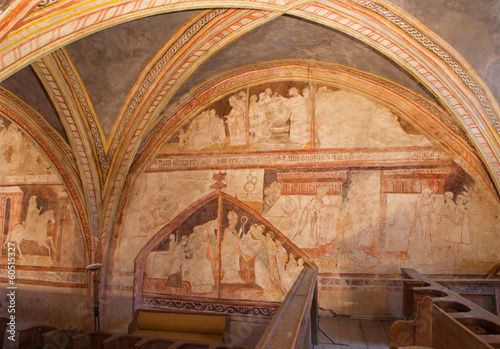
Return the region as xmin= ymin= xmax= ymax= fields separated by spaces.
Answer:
xmin=256 ymin=267 xmax=318 ymax=349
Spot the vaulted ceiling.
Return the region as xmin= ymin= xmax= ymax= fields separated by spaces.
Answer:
xmin=0 ymin=0 xmax=499 ymax=264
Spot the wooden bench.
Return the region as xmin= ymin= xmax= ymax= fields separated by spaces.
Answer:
xmin=128 ymin=310 xmax=229 ymax=343
xmin=390 ymin=296 xmax=433 ymax=348
xmin=72 ymin=331 xmax=113 ymax=349
xmin=42 ymin=328 xmax=86 ymax=348
xmin=18 ymin=325 xmax=57 ymax=349
xmin=102 ymin=334 xmax=144 ymax=348
xmin=391 ymin=296 xmax=499 ymax=349
xmin=392 ymin=268 xmax=500 ymax=349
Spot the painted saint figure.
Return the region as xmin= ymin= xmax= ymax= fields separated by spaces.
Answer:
xmin=181 ymin=109 xmax=225 ymax=151
xmin=438 ymin=191 xmax=455 ymax=241
xmin=226 ymin=92 xmax=247 ymax=147
xmin=287 ymin=87 xmax=312 ymax=147
xmin=412 ymin=188 xmax=437 ymax=246
xmin=249 ymin=94 xmax=268 ymax=142
xmin=165 ymin=235 xmax=189 ymax=287
xmin=265 ymin=232 xmax=282 ymax=292
xmin=275 ymin=238 xmax=289 ymax=294
xmin=238 ymin=223 xmax=266 ymax=283
xmin=146 ymin=233 xmax=177 ymax=278
xmin=286 ymin=253 xmax=305 ymax=291
xmin=183 ymin=219 xmax=217 ymax=293
xmin=168 ymin=234 xmax=177 ymax=252
xmin=293 ymin=186 xmax=335 ymax=248
xmin=447 ymin=195 xmax=471 ymax=261
xmin=221 ymin=211 xmax=244 ymax=283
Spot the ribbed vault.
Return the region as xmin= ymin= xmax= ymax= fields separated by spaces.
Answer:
xmin=0 ymin=1 xmax=498 ymax=327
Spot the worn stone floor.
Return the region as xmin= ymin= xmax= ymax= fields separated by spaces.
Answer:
xmin=314 ymin=311 xmax=395 ymax=349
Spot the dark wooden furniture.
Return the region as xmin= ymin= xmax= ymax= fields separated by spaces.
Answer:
xmin=72 ymin=331 xmax=113 ymax=349
xmin=42 ymin=328 xmax=86 ymax=348
xmin=390 ymin=296 xmax=434 ymax=348
xmin=391 ymin=268 xmax=500 ymax=349
xmin=18 ymin=325 xmax=57 ymax=349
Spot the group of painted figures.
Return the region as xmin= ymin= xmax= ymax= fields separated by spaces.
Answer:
xmin=146 ymin=219 xmax=218 ymax=294
xmin=177 ymin=87 xmax=312 ymax=151
xmin=264 ymin=181 xmax=472 ymax=262
xmin=220 ymin=210 xmax=304 ymax=296
xmin=411 ymin=188 xmax=471 ymax=261
xmin=146 ymin=211 xmax=304 ymax=298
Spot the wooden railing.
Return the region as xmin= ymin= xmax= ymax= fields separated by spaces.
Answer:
xmin=486 ymin=263 xmax=500 ymax=280
xmin=255 ymin=267 xmax=319 ymax=349
xmin=392 ymin=268 xmax=500 ymax=349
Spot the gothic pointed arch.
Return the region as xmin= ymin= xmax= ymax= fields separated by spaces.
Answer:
xmin=134 ymin=185 xmax=314 ymax=312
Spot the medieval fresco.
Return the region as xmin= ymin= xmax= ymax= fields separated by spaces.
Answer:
xmin=218 ymin=199 xmax=306 ymax=300
xmin=114 ymin=82 xmax=500 ymax=305
xmin=0 ymin=116 xmax=86 ymax=271
xmin=135 ymin=190 xmax=310 ymax=303
xmin=0 ymin=117 xmax=53 ymax=175
xmin=142 ymin=198 xmax=219 ymax=297
xmin=160 ymin=83 xmax=433 ymax=154
xmin=161 ymin=82 xmax=315 ymax=153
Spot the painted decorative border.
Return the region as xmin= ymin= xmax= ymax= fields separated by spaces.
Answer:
xmin=147 ymin=148 xmax=451 ymax=172
xmin=54 ymin=49 xmax=107 ymax=178
xmin=33 ymin=54 xmax=102 ymax=261
xmin=0 ymin=101 xmax=91 ymax=259
xmin=444 ymin=284 xmax=496 ymax=294
xmin=34 ymin=0 xmax=62 ymax=12
xmin=100 ymin=9 xmax=276 ymax=242
xmin=0 ymin=88 xmax=76 ymax=166
xmin=106 ymin=9 xmax=228 ymax=176
xmin=351 ymin=0 xmax=500 ymax=134
xmin=142 ymin=297 xmax=278 ymax=317
xmin=133 ymin=61 xmax=492 ymax=198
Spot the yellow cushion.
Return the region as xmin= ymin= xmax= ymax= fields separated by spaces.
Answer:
xmin=137 ymin=312 xmax=226 ymax=335
xmin=133 ymin=329 xmax=223 ymax=342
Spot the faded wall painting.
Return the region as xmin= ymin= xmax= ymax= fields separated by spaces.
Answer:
xmin=0 ymin=117 xmax=53 ymax=175
xmin=142 ymin=198 xmax=219 ymax=297
xmin=0 ymin=116 xmax=86 ymax=275
xmin=135 ymin=188 xmax=312 ymax=304
xmin=160 ymin=83 xmax=433 ymax=154
xmin=115 ymin=81 xmax=500 ymax=305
